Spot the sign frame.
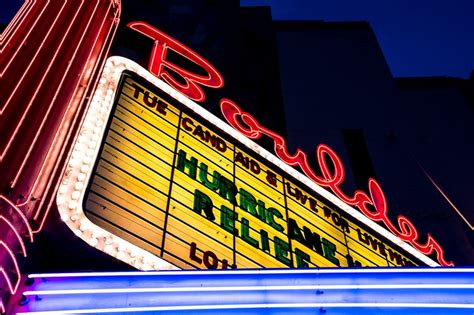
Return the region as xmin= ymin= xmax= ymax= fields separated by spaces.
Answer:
xmin=56 ymin=56 xmax=439 ymax=270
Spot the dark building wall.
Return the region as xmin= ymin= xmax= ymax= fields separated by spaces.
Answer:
xmin=238 ymin=7 xmax=286 ymax=137
xmin=274 ymin=21 xmax=397 ymax=191
xmin=274 ymin=20 xmax=474 ymax=265
xmin=385 ymin=77 xmax=474 ymax=264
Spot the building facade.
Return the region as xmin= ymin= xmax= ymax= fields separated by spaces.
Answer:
xmin=1 ymin=0 xmax=473 ymax=312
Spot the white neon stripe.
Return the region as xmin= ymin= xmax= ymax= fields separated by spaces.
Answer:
xmin=11 ymin=0 xmax=97 ymax=187
xmin=1 ymin=195 xmax=33 ymax=241
xmin=22 ymin=283 xmax=474 ymax=296
xmin=14 ymin=302 xmax=474 ymax=314
xmin=0 ymin=0 xmax=68 ymax=142
xmin=9 ymin=0 xmax=88 ymax=185
xmin=0 ymin=0 xmax=34 ymax=48
xmin=0 ymin=1 xmax=50 ymax=79
xmin=28 ymin=267 xmax=474 ymax=279
xmin=0 ymin=241 xmax=21 ymax=294
xmin=0 ymin=216 xmax=27 ymax=256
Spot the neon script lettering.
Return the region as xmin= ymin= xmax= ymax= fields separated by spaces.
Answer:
xmin=128 ymin=22 xmax=453 ymax=266
xmin=220 ymin=99 xmax=453 ymax=267
xmin=127 ymin=21 xmax=224 ymax=102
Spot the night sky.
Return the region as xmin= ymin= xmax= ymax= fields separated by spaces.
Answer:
xmin=2 ymin=0 xmax=473 ymax=78
xmin=240 ymin=0 xmax=474 ymax=79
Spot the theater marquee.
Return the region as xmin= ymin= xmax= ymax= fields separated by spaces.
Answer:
xmin=57 ymin=56 xmax=438 ymax=270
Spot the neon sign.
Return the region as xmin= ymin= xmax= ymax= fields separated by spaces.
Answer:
xmin=80 ymin=70 xmax=423 ymax=269
xmin=220 ymin=100 xmax=453 ymax=267
xmin=127 ymin=22 xmax=224 ymax=102
xmin=127 ymin=21 xmax=453 ymax=267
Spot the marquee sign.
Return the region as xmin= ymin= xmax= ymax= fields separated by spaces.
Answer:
xmin=128 ymin=21 xmax=452 ymax=267
xmin=57 ymin=56 xmax=439 ymax=270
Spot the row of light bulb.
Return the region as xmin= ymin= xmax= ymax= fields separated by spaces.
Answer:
xmin=57 ymin=57 xmax=178 ymax=271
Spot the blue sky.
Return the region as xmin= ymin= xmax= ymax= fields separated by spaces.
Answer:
xmin=241 ymin=0 xmax=474 ymax=79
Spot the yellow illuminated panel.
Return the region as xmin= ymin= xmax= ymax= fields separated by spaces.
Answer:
xmin=84 ymin=72 xmax=421 ymax=269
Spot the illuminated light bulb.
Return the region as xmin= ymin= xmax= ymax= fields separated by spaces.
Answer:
xmin=88 ymin=109 xmax=97 ymax=117
xmin=74 ymin=182 xmax=84 ymax=190
xmin=89 ymin=238 xmax=98 ymax=247
xmin=89 ymin=105 xmax=101 ymax=116
xmin=142 ymin=264 xmax=151 ymax=271
xmin=80 ymin=165 xmax=89 ymax=173
xmin=57 ymin=196 xmax=66 ymax=206
xmin=92 ymin=229 xmax=104 ymax=239
xmin=116 ymin=66 xmax=126 ymax=74
xmin=71 ymin=191 xmax=81 ymax=200
xmin=80 ymin=222 xmax=89 ymax=232
xmin=106 ymin=88 xmax=113 ymax=95
xmin=85 ymin=149 xmax=95 ymax=157
xmin=72 ymin=151 xmax=82 ymax=160
xmin=76 ymin=143 xmax=86 ymax=152
xmin=85 ymin=117 xmax=96 ymax=125
xmin=83 ymin=156 xmax=92 ymax=165
xmin=96 ymin=119 xmax=104 ymax=127
xmin=138 ymin=69 xmax=147 ymax=78
xmin=71 ymin=214 xmax=79 ymax=221
xmin=104 ymin=245 xmax=115 ymax=254
xmin=58 ymin=185 xmax=68 ymax=194
xmin=118 ymin=243 xmax=128 ymax=253
xmin=68 ymin=201 xmax=78 ymax=210
xmin=83 ymin=121 xmax=93 ymax=130
xmin=112 ymin=77 xmax=121 ymax=86
xmin=60 ymin=213 xmax=70 ymax=222
xmin=99 ymin=78 xmax=107 ymax=85
xmin=86 ymin=115 xmax=96 ymax=123
xmin=91 ymin=134 xmax=99 ymax=141
xmin=91 ymin=100 xmax=101 ymax=108
xmin=69 ymin=159 xmax=79 ymax=167
xmin=117 ymin=251 xmax=126 ymax=260
xmin=74 ymin=230 xmax=82 ymax=237
xmin=93 ymin=126 xmax=102 ymax=134
xmin=77 ymin=173 xmax=86 ymax=182
xmin=78 ymin=135 xmax=87 ymax=143
xmin=143 ymin=255 xmax=153 ymax=266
